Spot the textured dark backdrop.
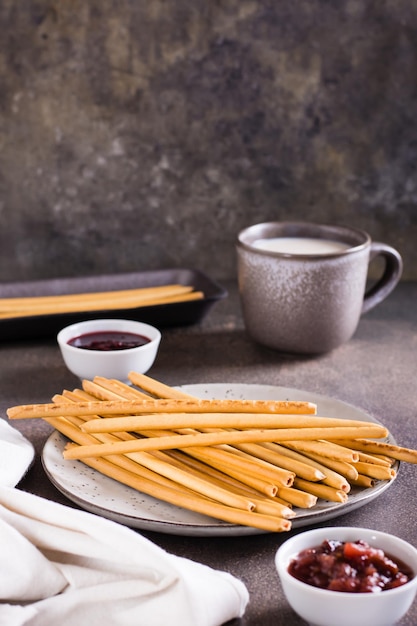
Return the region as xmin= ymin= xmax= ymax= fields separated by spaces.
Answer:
xmin=0 ymin=0 xmax=416 ymax=282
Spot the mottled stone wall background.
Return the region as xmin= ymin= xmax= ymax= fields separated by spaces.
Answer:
xmin=1 ymin=0 xmax=416 ymax=283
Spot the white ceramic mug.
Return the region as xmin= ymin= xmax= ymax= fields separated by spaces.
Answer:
xmin=236 ymin=221 xmax=403 ymax=354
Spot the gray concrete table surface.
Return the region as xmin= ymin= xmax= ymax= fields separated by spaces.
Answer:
xmin=1 ymin=280 xmax=416 ymax=625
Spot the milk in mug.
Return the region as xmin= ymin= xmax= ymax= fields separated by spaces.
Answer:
xmin=252 ymin=237 xmax=351 ymax=255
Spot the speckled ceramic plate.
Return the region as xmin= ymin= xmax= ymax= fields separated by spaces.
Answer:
xmin=41 ymin=384 xmax=398 ymax=536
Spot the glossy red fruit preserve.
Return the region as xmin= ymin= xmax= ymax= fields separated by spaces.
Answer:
xmin=68 ymin=331 xmax=151 ymax=351
xmin=288 ymin=539 xmax=413 ymax=593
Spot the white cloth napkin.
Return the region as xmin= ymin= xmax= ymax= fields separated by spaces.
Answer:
xmin=0 ymin=420 xmax=34 ymax=487
xmin=0 ymin=486 xmax=249 ymax=626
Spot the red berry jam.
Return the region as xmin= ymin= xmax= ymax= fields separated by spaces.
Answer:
xmin=68 ymin=331 xmax=150 ymax=351
xmin=288 ymin=539 xmax=413 ymax=593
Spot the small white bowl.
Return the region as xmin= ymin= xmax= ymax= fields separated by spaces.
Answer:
xmin=57 ymin=318 xmax=161 ymax=382
xmin=275 ymin=526 xmax=417 ymax=626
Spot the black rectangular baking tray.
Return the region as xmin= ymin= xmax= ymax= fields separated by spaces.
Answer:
xmin=0 ymin=268 xmax=228 ymax=342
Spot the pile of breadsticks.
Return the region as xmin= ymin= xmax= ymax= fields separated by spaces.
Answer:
xmin=0 ymin=284 xmax=203 ymax=319
xmin=7 ymin=373 xmax=417 ymax=532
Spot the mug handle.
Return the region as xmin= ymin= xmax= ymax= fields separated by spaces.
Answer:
xmin=362 ymin=243 xmax=403 ymax=314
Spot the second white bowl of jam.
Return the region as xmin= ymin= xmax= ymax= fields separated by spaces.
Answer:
xmin=275 ymin=526 xmax=417 ymax=626
xmin=57 ymin=318 xmax=161 ymax=382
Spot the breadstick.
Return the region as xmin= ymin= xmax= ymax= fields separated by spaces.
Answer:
xmin=81 ymin=412 xmax=379 ymax=433
xmin=179 ymin=447 xmax=279 ymax=497
xmin=230 ymin=442 xmax=326 ymax=482
xmin=353 ymin=451 xmax=392 ymax=467
xmin=276 ymin=486 xmax=317 ymax=509
xmin=81 ymin=379 xmax=135 ymax=402
xmin=7 ymin=398 xmax=318 ymax=419
xmin=353 ymin=461 xmax=396 ymax=481
xmin=292 ymin=478 xmax=349 ymax=503
xmin=369 ymin=454 xmax=397 ymax=466
xmin=349 ymin=474 xmax=376 ymax=488
xmin=271 ymin=443 xmax=351 ymax=492
xmin=61 ymin=425 xmax=388 ymax=460
xmin=292 ymin=451 xmax=359 ymax=482
xmin=91 ymin=377 xmax=152 ymax=400
xmin=128 ymin=371 xmax=198 ymax=399
xmin=329 ymin=438 xmax=417 ymax=464
xmin=207 ymin=445 xmax=295 ymax=486
xmin=282 ymin=440 xmax=360 ymax=463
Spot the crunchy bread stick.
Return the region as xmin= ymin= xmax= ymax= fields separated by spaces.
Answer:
xmin=7 ymin=397 xmax=318 ymax=419
xmin=81 ymin=413 xmax=380 ymax=433
xmin=329 ymin=438 xmax=417 ymax=464
xmin=62 ymin=425 xmax=388 ymax=460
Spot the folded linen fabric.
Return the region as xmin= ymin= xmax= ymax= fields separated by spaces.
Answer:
xmin=0 ymin=486 xmax=249 ymax=626
xmin=0 ymin=420 xmax=34 ymax=487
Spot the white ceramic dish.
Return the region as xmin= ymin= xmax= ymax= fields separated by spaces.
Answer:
xmin=57 ymin=318 xmax=161 ymax=382
xmin=275 ymin=526 xmax=417 ymax=626
xmin=41 ymin=384 xmax=398 ymax=537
